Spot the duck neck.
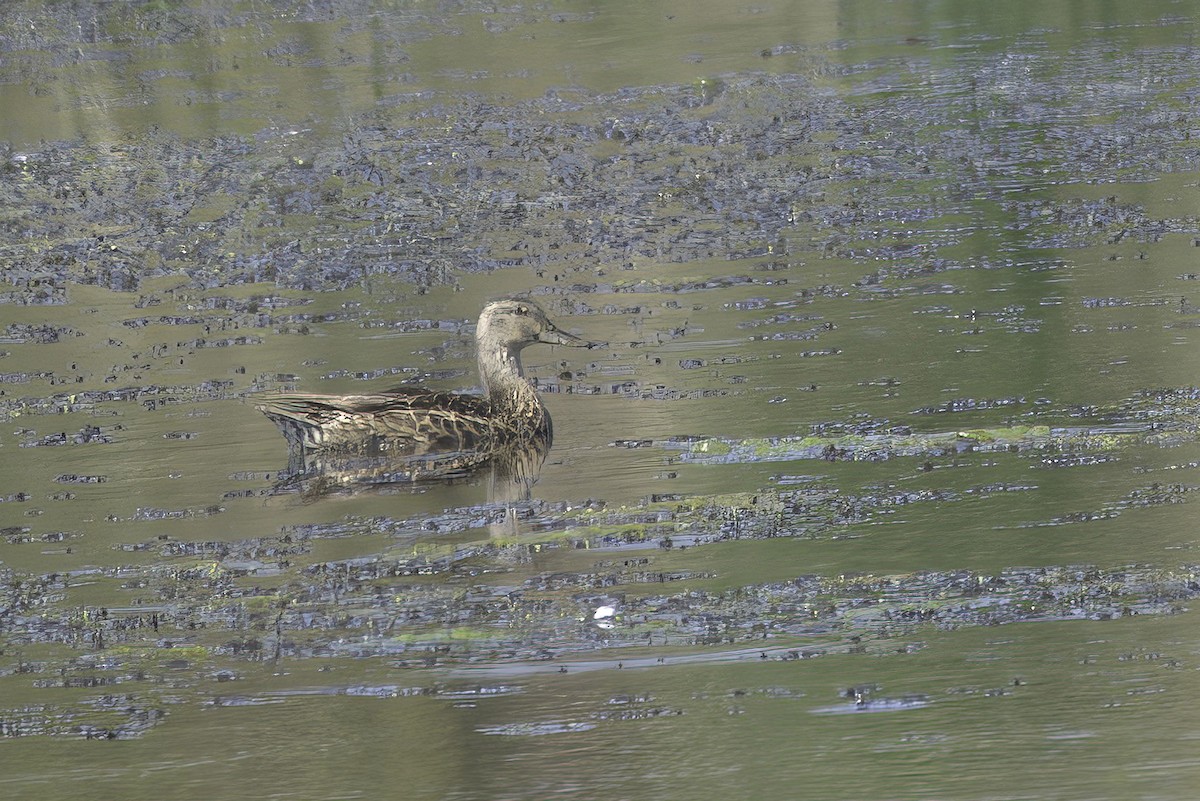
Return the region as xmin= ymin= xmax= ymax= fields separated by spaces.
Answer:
xmin=478 ymin=342 xmax=543 ymax=415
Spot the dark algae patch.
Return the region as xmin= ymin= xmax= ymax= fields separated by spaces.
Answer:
xmin=4 ymin=484 xmax=1200 ymax=672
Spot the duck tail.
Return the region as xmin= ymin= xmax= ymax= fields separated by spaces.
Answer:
xmin=254 ymin=395 xmax=337 ymax=448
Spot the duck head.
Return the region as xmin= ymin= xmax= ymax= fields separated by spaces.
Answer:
xmin=477 ymin=299 xmax=595 ymax=351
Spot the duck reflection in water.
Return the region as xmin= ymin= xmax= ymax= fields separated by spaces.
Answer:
xmin=256 ymin=299 xmax=601 ymax=505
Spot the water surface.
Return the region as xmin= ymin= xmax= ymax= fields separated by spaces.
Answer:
xmin=2 ymin=2 xmax=1200 ymax=799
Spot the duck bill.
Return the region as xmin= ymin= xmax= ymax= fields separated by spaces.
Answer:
xmin=539 ymin=326 xmax=606 ymax=350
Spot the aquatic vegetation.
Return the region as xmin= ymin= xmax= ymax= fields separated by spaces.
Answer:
xmin=667 ymin=401 xmax=1200 ymax=465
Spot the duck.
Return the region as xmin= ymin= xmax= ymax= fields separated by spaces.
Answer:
xmin=255 ymin=298 xmax=598 ymax=483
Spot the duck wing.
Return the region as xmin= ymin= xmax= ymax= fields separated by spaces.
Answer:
xmin=256 ymin=388 xmax=496 ymax=454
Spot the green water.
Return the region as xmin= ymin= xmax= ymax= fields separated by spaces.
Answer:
xmin=2 ymin=1 xmax=1200 ymax=799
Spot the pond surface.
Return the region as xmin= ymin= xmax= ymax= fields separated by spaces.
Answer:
xmin=3 ymin=1 xmax=1200 ymax=799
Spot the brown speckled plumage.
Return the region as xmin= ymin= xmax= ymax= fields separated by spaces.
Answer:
xmin=256 ymin=299 xmax=592 ymax=482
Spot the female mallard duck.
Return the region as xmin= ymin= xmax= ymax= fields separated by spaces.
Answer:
xmin=256 ymin=299 xmax=595 ymax=483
